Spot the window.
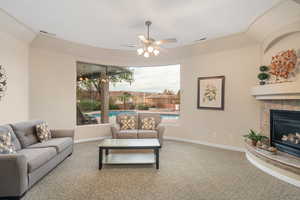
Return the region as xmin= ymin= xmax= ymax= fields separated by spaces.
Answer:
xmin=76 ymin=62 xmax=180 ymax=125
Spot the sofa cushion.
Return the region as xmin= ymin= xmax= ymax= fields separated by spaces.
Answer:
xmin=141 ymin=117 xmax=156 ymax=130
xmin=119 ymin=115 xmax=136 ymax=130
xmin=138 ymin=113 xmax=161 ymax=129
xmin=138 ymin=130 xmax=158 ymax=139
xmin=0 ymin=125 xmax=21 ymax=151
xmin=0 ymin=131 xmax=16 ymax=154
xmin=11 ymin=120 xmax=44 ymax=148
xmin=17 ymin=147 xmax=57 ymax=172
xmin=117 ymin=130 xmax=138 ymax=139
xmin=36 ymin=122 xmax=52 ymax=142
xmin=117 ymin=114 xmax=138 ymax=130
xmin=27 ymin=138 xmax=73 ymax=153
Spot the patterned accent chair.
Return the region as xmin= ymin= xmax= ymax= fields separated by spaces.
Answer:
xmin=111 ymin=113 xmax=165 ymax=146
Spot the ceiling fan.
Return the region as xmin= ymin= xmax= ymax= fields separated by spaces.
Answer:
xmin=126 ymin=21 xmax=177 ymax=58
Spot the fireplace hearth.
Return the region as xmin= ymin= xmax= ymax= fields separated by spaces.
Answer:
xmin=271 ymin=110 xmax=300 ymax=157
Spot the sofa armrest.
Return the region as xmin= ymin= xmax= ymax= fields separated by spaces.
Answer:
xmin=51 ymin=129 xmax=75 ymax=140
xmin=111 ymin=124 xmax=121 ymax=139
xmin=0 ymin=154 xmax=28 ymax=197
xmin=156 ymin=124 xmax=165 ymax=146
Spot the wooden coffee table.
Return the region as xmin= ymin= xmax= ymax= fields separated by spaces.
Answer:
xmin=98 ymin=139 xmax=161 ymax=170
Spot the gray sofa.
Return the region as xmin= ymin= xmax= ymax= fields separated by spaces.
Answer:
xmin=0 ymin=120 xmax=74 ymax=200
xmin=111 ymin=113 xmax=165 ymax=146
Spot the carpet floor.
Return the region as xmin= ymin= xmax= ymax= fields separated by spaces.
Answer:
xmin=23 ymin=140 xmax=300 ymax=200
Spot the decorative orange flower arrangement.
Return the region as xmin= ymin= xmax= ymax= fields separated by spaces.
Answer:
xmin=269 ymin=49 xmax=298 ymax=81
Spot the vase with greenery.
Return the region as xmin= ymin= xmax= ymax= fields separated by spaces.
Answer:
xmin=243 ymin=129 xmax=268 ymax=146
xmin=257 ymin=65 xmax=270 ymax=85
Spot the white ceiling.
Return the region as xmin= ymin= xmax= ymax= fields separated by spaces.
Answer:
xmin=0 ymin=0 xmax=282 ymax=50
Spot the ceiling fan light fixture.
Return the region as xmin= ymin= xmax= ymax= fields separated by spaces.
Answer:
xmin=137 ymin=48 xmax=144 ymax=55
xmin=147 ymin=46 xmax=154 ymax=53
xmin=136 ymin=20 xmax=176 ymax=58
xmin=144 ymin=51 xmax=150 ymax=58
xmin=138 ymin=35 xmax=146 ymax=41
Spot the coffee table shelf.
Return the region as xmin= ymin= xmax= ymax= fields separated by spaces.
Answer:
xmin=103 ymin=153 xmax=155 ymax=164
xmin=98 ymin=139 xmax=161 ymax=170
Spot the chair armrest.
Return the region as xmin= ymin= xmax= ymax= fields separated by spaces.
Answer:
xmin=51 ymin=129 xmax=75 ymax=139
xmin=156 ymin=124 xmax=165 ymax=146
xmin=111 ymin=124 xmax=121 ymax=138
xmin=0 ymin=154 xmax=28 ymax=197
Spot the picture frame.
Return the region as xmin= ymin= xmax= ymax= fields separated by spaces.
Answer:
xmin=197 ymin=76 xmax=225 ymax=110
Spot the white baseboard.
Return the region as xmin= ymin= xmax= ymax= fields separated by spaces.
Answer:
xmin=246 ymin=152 xmax=300 ymax=188
xmin=74 ymin=136 xmax=110 ymax=144
xmin=74 ymin=136 xmax=244 ymax=152
xmin=164 ymin=136 xmax=245 ymax=152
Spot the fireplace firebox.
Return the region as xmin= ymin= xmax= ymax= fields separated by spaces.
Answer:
xmin=270 ymin=110 xmax=300 ymax=157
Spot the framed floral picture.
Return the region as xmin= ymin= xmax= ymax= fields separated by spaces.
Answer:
xmin=197 ymin=76 xmax=225 ymax=110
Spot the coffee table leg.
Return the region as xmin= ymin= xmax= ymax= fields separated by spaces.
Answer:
xmin=155 ymin=148 xmax=159 ymax=169
xmin=99 ymin=148 xmax=103 ymax=170
xmin=105 ymin=149 xmax=109 ymax=156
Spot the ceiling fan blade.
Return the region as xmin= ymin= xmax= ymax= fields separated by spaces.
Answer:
xmin=156 ymin=46 xmax=167 ymax=53
xmin=121 ymin=44 xmax=137 ymax=48
xmin=155 ymin=38 xmax=177 ymax=45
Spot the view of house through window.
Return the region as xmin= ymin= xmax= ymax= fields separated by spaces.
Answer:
xmin=76 ymin=62 xmax=180 ymax=125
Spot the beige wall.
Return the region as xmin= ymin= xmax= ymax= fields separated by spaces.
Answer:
xmin=28 ymin=0 xmax=300 ymax=147
xmin=0 ymin=30 xmax=30 ymax=124
xmin=175 ymin=44 xmax=261 ymax=147
xmin=29 ymin=48 xmax=76 ymax=129
xmin=75 ymin=124 xmax=111 ymax=141
xmin=29 ymin=34 xmax=261 ymax=147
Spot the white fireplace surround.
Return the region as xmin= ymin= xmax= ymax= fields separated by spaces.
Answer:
xmin=252 ymin=80 xmax=300 ymax=100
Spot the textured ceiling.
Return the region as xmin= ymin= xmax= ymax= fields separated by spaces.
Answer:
xmin=0 ymin=0 xmax=282 ymax=49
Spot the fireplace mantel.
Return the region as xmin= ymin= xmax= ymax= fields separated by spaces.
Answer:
xmin=251 ymin=81 xmax=300 ymax=100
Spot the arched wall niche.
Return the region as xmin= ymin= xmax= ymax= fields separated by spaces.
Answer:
xmin=262 ymin=21 xmax=300 ymax=54
xmin=246 ymin=0 xmax=300 ymax=43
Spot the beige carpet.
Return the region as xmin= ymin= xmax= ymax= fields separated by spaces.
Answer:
xmin=23 ymin=140 xmax=300 ymax=200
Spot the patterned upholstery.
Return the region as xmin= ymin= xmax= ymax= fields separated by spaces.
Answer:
xmin=0 ymin=125 xmax=21 ymax=151
xmin=0 ymin=131 xmax=16 ymax=154
xmin=119 ymin=116 xmax=136 ymax=130
xmin=138 ymin=113 xmax=161 ymax=129
xmin=36 ymin=122 xmax=52 ymax=142
xmin=117 ymin=114 xmax=138 ymax=130
xmin=141 ymin=117 xmax=156 ymax=130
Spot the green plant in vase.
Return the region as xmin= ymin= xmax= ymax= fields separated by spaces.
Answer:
xmin=257 ymin=65 xmax=270 ymax=85
xmin=243 ymin=129 xmax=268 ymax=146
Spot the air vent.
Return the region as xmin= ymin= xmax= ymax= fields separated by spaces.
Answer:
xmin=39 ymin=30 xmax=56 ymax=37
xmin=194 ymin=37 xmax=207 ymax=42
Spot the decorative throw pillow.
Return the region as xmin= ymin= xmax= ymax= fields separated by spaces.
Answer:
xmin=0 ymin=131 xmax=16 ymax=154
xmin=36 ymin=123 xmax=52 ymax=143
xmin=120 ymin=115 xmax=136 ymax=130
xmin=141 ymin=117 xmax=156 ymax=130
